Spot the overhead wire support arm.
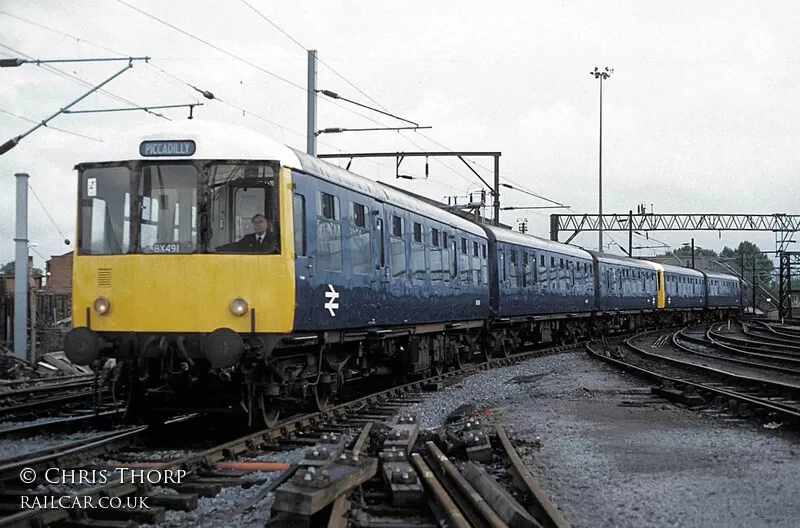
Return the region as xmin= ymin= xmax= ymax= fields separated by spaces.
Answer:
xmin=0 ymin=55 xmax=151 ymax=67
xmin=502 ymin=206 xmax=572 ymax=210
xmin=64 ymin=103 xmax=203 ymax=118
xmin=0 ymin=59 xmax=140 ymax=155
xmin=315 ymin=125 xmax=431 ymax=136
xmin=318 ymin=150 xmax=503 ymax=226
xmin=317 ymin=89 xmax=419 ymax=126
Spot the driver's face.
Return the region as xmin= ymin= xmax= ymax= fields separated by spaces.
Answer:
xmin=252 ymin=216 xmax=267 ymax=235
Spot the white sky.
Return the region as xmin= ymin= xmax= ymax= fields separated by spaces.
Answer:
xmin=1 ymin=0 xmax=799 ymax=271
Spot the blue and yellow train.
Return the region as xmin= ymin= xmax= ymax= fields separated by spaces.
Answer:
xmin=63 ymin=121 xmax=742 ymax=425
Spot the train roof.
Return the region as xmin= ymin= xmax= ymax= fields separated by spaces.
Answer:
xmin=586 ymin=250 xmax=662 ymax=270
xmin=290 ymin=149 xmax=487 ymax=238
xmin=703 ymin=270 xmax=741 ymax=281
xmin=482 ymin=225 xmax=593 ymax=259
xmin=74 ymin=120 xmax=487 ymax=238
xmin=659 ymin=263 xmax=706 ymax=278
xmin=75 ymin=120 xmax=304 ymax=167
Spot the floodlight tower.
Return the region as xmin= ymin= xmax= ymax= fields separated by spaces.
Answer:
xmin=590 ymin=66 xmax=613 ymax=252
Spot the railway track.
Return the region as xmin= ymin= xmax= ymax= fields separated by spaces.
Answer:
xmin=1 ymin=337 xmax=581 ymax=527
xmin=0 ymin=376 xmax=120 ymax=422
xmin=587 ymin=329 xmax=800 ymax=427
xmin=676 ymin=325 xmax=800 ymax=375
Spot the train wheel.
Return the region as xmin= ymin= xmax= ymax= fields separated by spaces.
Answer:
xmin=500 ymin=340 xmax=512 ymax=358
xmin=313 ymin=385 xmax=331 ymax=412
xmin=258 ymin=394 xmax=280 ymax=429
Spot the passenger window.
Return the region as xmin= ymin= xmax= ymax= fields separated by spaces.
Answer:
xmin=293 ymin=194 xmax=306 ymax=257
xmin=350 ymin=202 xmax=370 ymax=275
xmin=460 ymin=238 xmax=471 ymax=283
xmin=390 ymin=215 xmax=406 ymax=278
xmin=472 ymin=241 xmax=481 ymax=285
xmin=317 ymin=192 xmax=341 ymax=271
xmin=481 ymin=244 xmax=488 ymax=285
xmin=510 ymin=250 xmax=518 ymax=283
xmin=522 ymin=252 xmax=529 ymax=287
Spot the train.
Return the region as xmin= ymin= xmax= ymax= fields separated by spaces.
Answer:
xmin=63 ymin=121 xmax=742 ymax=426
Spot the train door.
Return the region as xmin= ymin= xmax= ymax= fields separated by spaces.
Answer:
xmin=656 ymin=270 xmax=666 ymax=308
xmin=372 ymin=206 xmax=389 ymax=323
xmin=290 ymin=177 xmax=313 ymax=329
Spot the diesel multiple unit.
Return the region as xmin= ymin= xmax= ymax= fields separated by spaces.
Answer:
xmin=64 ymin=121 xmax=742 ymax=426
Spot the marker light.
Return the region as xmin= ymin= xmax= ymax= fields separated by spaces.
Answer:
xmin=93 ymin=297 xmax=110 ymax=315
xmin=231 ymin=298 xmax=248 ymax=316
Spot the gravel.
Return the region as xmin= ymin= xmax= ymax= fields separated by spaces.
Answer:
xmin=0 ymin=430 xmax=122 ymax=461
xmin=141 ymin=446 xmax=309 ymax=528
xmin=489 ymin=351 xmax=800 ymax=528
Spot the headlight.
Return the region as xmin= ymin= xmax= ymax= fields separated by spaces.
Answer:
xmin=93 ymin=297 xmax=110 ymax=315
xmin=231 ymin=298 xmax=248 ymax=316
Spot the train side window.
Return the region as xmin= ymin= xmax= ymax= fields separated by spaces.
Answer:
xmin=317 ymin=192 xmax=342 ymax=271
xmin=351 ymin=202 xmax=371 ymax=275
xmin=460 ymin=238 xmax=471 ymax=284
xmin=293 ymin=194 xmax=306 ymax=257
xmin=522 ymin=252 xmax=529 ymax=288
xmin=413 ymin=222 xmax=423 ymax=243
xmin=390 ymin=215 xmax=406 ymax=278
xmin=442 ymin=232 xmax=451 ymax=282
xmin=509 ymin=249 xmax=518 ymax=286
xmin=472 ymin=241 xmax=481 ymax=285
xmin=429 ymin=227 xmax=442 ymax=282
xmin=411 ymin=240 xmax=426 ymax=282
xmin=550 ymin=256 xmax=556 ymax=290
xmin=430 ymin=246 xmax=443 ymax=283
xmin=481 ymin=244 xmax=488 ymax=284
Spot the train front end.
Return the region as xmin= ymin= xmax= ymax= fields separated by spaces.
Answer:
xmin=63 ymin=122 xmax=298 ymax=423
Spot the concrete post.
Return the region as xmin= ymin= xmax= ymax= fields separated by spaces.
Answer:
xmin=13 ymin=173 xmax=29 ymax=362
xmin=307 ymin=50 xmax=317 ymax=156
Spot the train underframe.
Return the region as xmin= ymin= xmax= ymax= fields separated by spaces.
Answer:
xmin=86 ymin=307 xmax=740 ymax=427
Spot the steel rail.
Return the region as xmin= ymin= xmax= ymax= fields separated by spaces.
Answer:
xmin=673 ymin=329 xmax=800 ymax=375
xmin=0 ymin=426 xmax=147 ymax=483
xmin=0 ymin=338 xmax=585 ymax=528
xmin=410 ymin=452 xmax=471 ymax=528
xmin=587 ymin=335 xmax=800 ymax=422
xmin=495 ymin=425 xmax=569 ymax=528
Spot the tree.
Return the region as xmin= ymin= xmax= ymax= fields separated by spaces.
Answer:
xmin=0 ymin=260 xmax=43 ymax=277
xmin=719 ymin=241 xmax=773 ymax=287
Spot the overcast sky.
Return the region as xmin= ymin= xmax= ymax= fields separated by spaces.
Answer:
xmin=1 ymin=0 xmax=798 ymax=272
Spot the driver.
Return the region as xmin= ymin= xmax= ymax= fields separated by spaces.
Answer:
xmin=236 ymin=213 xmax=276 ymax=253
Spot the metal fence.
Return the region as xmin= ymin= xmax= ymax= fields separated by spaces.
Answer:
xmin=0 ymin=292 xmax=72 ymax=359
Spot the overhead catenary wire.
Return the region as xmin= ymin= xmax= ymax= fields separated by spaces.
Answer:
xmin=1 ymin=6 xmax=519 ymax=203
xmin=0 ymin=10 xmax=404 ymax=179
xmin=0 ymin=41 xmax=170 ymax=121
xmin=114 ymin=0 xmax=395 ymax=129
xmin=28 ymin=183 xmax=71 ymax=243
xmin=233 ymin=0 xmax=483 ymax=193
xmin=0 ymin=108 xmax=103 ymax=142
